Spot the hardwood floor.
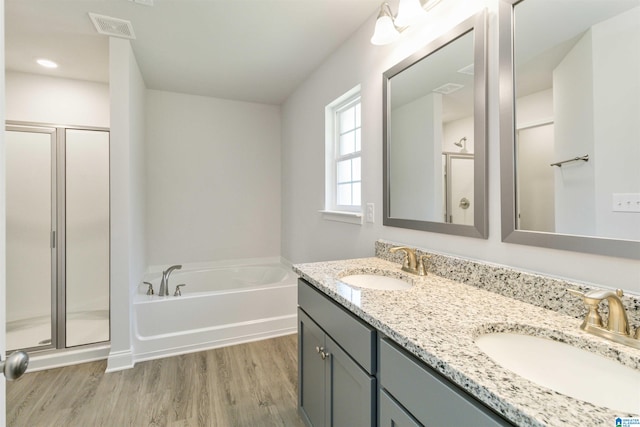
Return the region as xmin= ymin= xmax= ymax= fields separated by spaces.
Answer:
xmin=7 ymin=334 xmax=305 ymax=427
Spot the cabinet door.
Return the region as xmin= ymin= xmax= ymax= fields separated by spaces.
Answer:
xmin=299 ymin=309 xmax=327 ymax=427
xmin=379 ymin=390 xmax=421 ymax=427
xmin=326 ymin=335 xmax=376 ymax=427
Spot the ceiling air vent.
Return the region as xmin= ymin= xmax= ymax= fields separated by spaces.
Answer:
xmin=457 ymin=63 xmax=474 ymax=75
xmin=432 ymin=83 xmax=464 ymax=95
xmin=89 ymin=13 xmax=136 ymax=39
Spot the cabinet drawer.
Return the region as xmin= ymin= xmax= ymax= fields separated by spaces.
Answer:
xmin=379 ymin=338 xmax=512 ymax=426
xmin=379 ymin=389 xmax=420 ymax=427
xmin=298 ymin=279 xmax=376 ymax=374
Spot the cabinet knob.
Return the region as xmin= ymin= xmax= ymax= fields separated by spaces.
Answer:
xmin=315 ymin=346 xmax=330 ymax=360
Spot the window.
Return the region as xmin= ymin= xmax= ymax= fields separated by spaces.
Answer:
xmin=323 ymin=86 xmax=362 ymax=224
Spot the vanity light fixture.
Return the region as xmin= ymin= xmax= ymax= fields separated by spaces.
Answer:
xmin=370 ymin=3 xmax=400 ymax=45
xmin=36 ymin=58 xmax=58 ymax=69
xmin=370 ymin=0 xmax=442 ymax=45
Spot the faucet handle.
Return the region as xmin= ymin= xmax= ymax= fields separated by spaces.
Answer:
xmin=144 ymin=281 xmax=154 ymax=295
xmin=174 ymin=284 xmax=186 ymax=296
xmin=417 ymin=255 xmax=431 ymax=276
xmin=567 ymin=288 xmax=604 ymax=329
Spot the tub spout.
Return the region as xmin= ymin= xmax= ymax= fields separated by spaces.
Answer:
xmin=159 ymin=265 xmax=182 ymax=296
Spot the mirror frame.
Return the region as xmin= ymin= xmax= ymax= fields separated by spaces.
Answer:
xmin=383 ymin=11 xmax=488 ymax=238
xmin=499 ymin=0 xmax=640 ymax=259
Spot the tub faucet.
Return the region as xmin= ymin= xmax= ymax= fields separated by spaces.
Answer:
xmin=159 ymin=265 xmax=182 ymax=296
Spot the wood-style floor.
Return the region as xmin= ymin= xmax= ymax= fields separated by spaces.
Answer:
xmin=7 ymin=334 xmax=304 ymax=427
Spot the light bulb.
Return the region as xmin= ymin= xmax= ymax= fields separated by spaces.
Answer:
xmin=394 ymin=0 xmax=428 ymax=27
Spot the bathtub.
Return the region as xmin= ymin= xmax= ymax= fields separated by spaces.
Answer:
xmin=132 ymin=260 xmax=298 ymax=363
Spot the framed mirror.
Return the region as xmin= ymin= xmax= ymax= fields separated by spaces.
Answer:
xmin=499 ymin=0 xmax=640 ymax=259
xmin=383 ymin=11 xmax=488 ymax=238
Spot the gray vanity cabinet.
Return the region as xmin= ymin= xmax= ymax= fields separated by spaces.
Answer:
xmin=298 ymin=279 xmax=376 ymax=427
xmin=298 ymin=279 xmax=512 ymax=427
xmin=379 ymin=337 xmax=512 ymax=427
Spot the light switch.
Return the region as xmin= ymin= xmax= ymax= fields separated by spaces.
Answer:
xmin=366 ymin=203 xmax=375 ymax=223
xmin=612 ymin=193 xmax=640 ymax=213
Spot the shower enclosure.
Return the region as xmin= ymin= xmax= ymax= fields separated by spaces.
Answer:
xmin=5 ymin=123 xmax=110 ymax=352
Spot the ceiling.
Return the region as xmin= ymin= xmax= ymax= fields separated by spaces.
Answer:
xmin=5 ymin=0 xmax=382 ymax=105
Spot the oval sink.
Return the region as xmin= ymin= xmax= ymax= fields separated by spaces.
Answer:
xmin=476 ymin=332 xmax=640 ymax=414
xmin=340 ymin=274 xmax=412 ymax=290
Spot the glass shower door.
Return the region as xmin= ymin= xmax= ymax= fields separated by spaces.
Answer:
xmin=5 ymin=124 xmax=110 ymax=352
xmin=5 ymin=127 xmax=56 ymax=351
xmin=64 ymin=129 xmax=110 ymax=347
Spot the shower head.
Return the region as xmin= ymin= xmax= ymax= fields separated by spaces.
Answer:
xmin=454 ymin=137 xmax=467 ymax=148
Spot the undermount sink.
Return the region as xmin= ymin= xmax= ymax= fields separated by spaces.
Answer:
xmin=340 ymin=274 xmax=412 ymax=291
xmin=476 ymin=332 xmax=640 ymax=414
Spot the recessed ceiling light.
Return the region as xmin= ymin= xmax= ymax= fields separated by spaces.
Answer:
xmin=37 ymin=59 xmax=58 ymax=69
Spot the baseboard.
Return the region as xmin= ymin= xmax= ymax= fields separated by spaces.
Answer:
xmin=26 ymin=343 xmax=110 ymax=373
xmin=105 ymin=348 xmax=135 ymax=372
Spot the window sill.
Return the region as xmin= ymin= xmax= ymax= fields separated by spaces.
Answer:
xmin=319 ymin=210 xmax=363 ymax=225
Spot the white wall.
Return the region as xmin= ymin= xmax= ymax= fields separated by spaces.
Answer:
xmin=145 ymin=90 xmax=281 ymax=267
xmin=553 ymin=31 xmax=596 ymax=236
xmin=592 ymin=7 xmax=640 ymax=240
xmin=5 ymin=71 xmax=109 ymax=127
xmin=107 ymin=38 xmax=147 ymax=371
xmin=515 ymin=90 xmax=555 ymax=232
xmin=390 ymin=93 xmax=442 ymax=221
xmin=280 ymin=0 xmax=640 ymax=293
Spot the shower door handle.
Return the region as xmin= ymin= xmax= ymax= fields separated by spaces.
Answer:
xmin=1 ymin=351 xmax=29 ymax=380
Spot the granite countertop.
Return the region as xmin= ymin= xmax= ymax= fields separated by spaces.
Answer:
xmin=293 ymin=257 xmax=640 ymax=427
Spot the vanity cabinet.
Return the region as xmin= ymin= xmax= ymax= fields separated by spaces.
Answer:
xmin=298 ymin=279 xmax=376 ymax=427
xmin=379 ymin=337 xmax=512 ymax=426
xmin=298 ymin=278 xmax=512 ymax=427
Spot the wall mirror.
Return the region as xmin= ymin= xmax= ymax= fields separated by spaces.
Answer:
xmin=499 ymin=0 xmax=640 ymax=259
xmin=383 ymin=11 xmax=487 ymax=238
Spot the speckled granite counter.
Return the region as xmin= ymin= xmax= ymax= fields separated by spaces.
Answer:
xmin=293 ymin=256 xmax=640 ymax=427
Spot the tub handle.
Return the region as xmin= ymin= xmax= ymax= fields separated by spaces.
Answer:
xmin=144 ymin=281 xmax=154 ymax=295
xmin=174 ymin=284 xmax=186 ymax=296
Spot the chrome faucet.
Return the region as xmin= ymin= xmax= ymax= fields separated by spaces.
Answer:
xmin=568 ymin=288 xmax=639 ymax=349
xmin=158 ymin=265 xmax=182 ymax=296
xmin=390 ymin=246 xmax=430 ymax=276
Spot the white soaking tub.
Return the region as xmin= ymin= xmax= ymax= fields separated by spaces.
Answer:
xmin=132 ymin=260 xmax=297 ymax=363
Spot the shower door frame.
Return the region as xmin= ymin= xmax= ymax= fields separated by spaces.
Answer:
xmin=6 ymin=121 xmax=111 ymax=354
xmin=5 ymin=124 xmax=58 ymax=352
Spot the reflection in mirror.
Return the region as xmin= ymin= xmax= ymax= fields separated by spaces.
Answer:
xmin=500 ymin=0 xmax=640 ymax=258
xmin=383 ymin=11 xmax=487 ymax=238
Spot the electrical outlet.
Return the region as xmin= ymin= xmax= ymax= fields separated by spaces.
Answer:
xmin=366 ymin=203 xmax=375 ymax=223
xmin=612 ymin=193 xmax=640 ymax=213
